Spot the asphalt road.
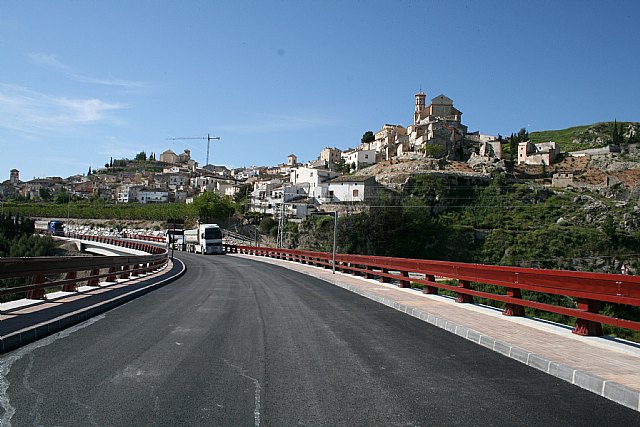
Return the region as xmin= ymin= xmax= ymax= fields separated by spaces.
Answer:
xmin=0 ymin=252 xmax=638 ymax=426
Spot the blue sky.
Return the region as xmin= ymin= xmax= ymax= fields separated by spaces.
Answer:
xmin=1 ymin=0 xmax=639 ymax=181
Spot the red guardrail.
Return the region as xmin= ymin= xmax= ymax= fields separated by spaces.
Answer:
xmin=0 ymin=236 xmax=168 ymax=303
xmin=235 ymin=246 xmax=640 ymax=336
xmin=121 ymin=233 xmax=166 ymax=243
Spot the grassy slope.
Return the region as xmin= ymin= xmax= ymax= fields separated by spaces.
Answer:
xmin=529 ymin=121 xmax=638 ymax=152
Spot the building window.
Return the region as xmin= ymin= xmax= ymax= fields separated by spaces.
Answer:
xmin=353 ymin=189 xmax=359 ymax=197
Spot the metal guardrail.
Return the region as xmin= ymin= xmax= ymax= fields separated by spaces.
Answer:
xmin=121 ymin=233 xmax=166 ymax=243
xmin=234 ymin=245 xmax=640 ymax=336
xmin=0 ymin=235 xmax=168 ymax=302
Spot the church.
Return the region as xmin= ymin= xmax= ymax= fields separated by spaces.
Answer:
xmin=364 ymin=91 xmax=471 ymax=161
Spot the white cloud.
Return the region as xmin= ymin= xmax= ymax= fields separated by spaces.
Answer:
xmin=27 ymin=52 xmax=145 ymax=88
xmin=0 ymin=83 xmax=126 ymax=135
xmin=27 ymin=53 xmax=72 ymax=72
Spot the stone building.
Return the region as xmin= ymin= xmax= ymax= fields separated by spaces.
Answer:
xmin=10 ymin=169 xmax=20 ymax=185
xmin=517 ymin=141 xmax=559 ymax=165
xmin=407 ymin=92 xmax=468 ymax=158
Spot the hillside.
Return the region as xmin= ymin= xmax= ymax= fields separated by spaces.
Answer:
xmin=529 ymin=121 xmax=639 ymax=152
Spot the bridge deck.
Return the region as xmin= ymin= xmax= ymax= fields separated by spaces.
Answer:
xmin=232 ymin=253 xmax=640 ymax=411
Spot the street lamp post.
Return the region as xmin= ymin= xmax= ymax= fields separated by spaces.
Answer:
xmin=331 ymin=211 xmax=338 ymax=274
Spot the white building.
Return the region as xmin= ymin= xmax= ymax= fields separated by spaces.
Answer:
xmin=191 ymin=176 xmax=239 ymax=196
xmin=116 ymin=185 xmax=141 ymax=203
xmin=517 ymin=141 xmax=559 ymax=165
xmin=138 ymin=188 xmax=169 ymax=204
xmin=167 ymin=174 xmax=190 ymax=190
xmin=327 ymin=176 xmax=377 ymax=203
xmin=290 ymin=167 xmax=339 ymax=200
xmin=342 ymin=149 xmax=376 ymax=171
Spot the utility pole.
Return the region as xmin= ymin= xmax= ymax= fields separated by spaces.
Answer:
xmin=166 ymin=133 xmax=221 ymax=166
xmin=276 ymin=200 xmax=285 ymax=248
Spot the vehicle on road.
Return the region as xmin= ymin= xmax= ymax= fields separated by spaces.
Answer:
xmin=34 ymin=220 xmax=65 ymax=237
xmin=165 ymin=228 xmax=185 ymax=250
xmin=184 ymin=223 xmax=223 ymax=254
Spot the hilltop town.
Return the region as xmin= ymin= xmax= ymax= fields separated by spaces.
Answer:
xmin=2 ymin=91 xmax=639 ymax=222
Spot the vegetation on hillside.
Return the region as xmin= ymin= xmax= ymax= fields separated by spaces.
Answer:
xmin=0 ymin=214 xmax=57 ymax=301
xmin=2 ymin=192 xmax=237 ymax=225
xmin=529 ymin=121 xmax=640 ymax=152
xmin=289 ymin=174 xmax=640 ymax=340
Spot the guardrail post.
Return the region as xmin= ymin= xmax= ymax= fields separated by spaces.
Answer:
xmin=106 ymin=266 xmax=118 ymax=282
xmin=380 ymin=268 xmax=391 ymax=283
xmin=423 ymin=274 xmax=438 ymax=294
xmin=87 ymin=269 xmax=101 ymax=286
xmin=456 ymin=280 xmax=474 ymax=303
xmin=62 ymin=271 xmax=78 ymax=292
xmin=399 ymin=270 xmax=411 ymax=288
xmin=120 ymin=265 xmax=131 ymax=280
xmin=365 ymin=265 xmax=374 ymax=280
xmin=573 ymin=298 xmax=603 ymax=336
xmin=27 ymin=275 xmax=46 ymax=299
xmin=503 ymin=288 xmax=525 ymax=316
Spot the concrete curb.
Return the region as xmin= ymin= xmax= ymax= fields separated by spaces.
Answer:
xmin=0 ymin=258 xmax=187 ymax=355
xmin=239 ymin=254 xmax=640 ymax=412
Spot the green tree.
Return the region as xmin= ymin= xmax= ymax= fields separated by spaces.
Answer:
xmin=191 ymin=191 xmax=234 ymax=222
xmin=38 ymin=187 xmax=52 ymax=201
xmin=423 ymin=143 xmax=446 ymax=158
xmin=54 ymin=190 xmax=71 ymax=204
xmin=602 ymin=215 xmax=617 ymax=243
xmin=361 ymin=131 xmax=375 ymax=145
xmin=612 ymin=120 xmax=619 ymax=144
xmin=335 ymin=158 xmax=348 ymax=174
xmin=259 ymin=217 xmax=277 ymax=234
xmin=135 ymin=151 xmax=147 ymax=161
xmin=509 ymin=133 xmax=517 ymax=157
xmin=517 ymin=127 xmax=529 ymax=142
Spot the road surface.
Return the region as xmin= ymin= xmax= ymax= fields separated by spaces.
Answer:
xmin=1 ymin=252 xmax=638 ymax=426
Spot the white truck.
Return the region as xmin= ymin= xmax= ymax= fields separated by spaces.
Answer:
xmin=165 ymin=229 xmax=185 ymax=250
xmin=183 ymin=224 xmax=223 ymax=254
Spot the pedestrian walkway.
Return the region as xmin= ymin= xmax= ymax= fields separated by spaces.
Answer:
xmin=232 ymin=253 xmax=640 ymax=412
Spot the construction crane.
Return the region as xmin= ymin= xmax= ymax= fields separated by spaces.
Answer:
xmin=166 ymin=133 xmax=221 ymax=166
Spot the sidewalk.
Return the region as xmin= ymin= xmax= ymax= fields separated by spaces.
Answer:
xmin=232 ymin=253 xmax=640 ymax=412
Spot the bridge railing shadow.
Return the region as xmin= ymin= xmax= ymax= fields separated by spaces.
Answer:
xmin=231 ymin=245 xmax=640 ymax=338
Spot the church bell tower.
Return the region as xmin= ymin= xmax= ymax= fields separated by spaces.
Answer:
xmin=414 ymin=90 xmax=426 ymax=124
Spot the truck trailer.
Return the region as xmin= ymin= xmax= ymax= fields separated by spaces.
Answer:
xmin=34 ymin=220 xmax=65 ymax=236
xmin=183 ymin=224 xmax=223 ymax=254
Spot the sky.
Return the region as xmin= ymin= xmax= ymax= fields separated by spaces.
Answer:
xmin=1 ymin=0 xmax=639 ymax=181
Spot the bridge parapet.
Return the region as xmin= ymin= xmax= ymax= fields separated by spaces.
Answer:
xmin=236 ymin=245 xmax=640 ymax=337
xmin=0 ymin=235 xmax=168 ymax=303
